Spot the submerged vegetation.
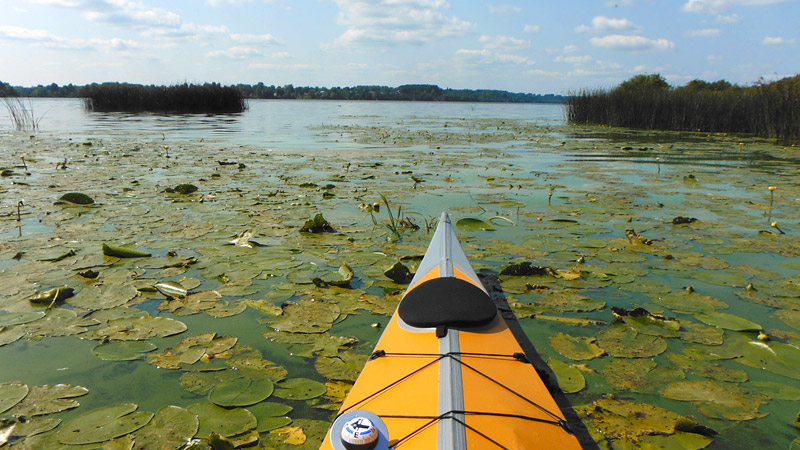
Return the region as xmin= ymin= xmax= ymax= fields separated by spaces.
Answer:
xmin=81 ymin=83 xmax=248 ymax=113
xmin=567 ymin=73 xmax=800 ymax=140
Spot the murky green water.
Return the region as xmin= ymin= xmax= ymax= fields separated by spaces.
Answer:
xmin=1 ymin=102 xmax=799 ymax=449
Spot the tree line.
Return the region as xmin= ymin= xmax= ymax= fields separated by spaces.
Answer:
xmin=1 ymin=81 xmax=564 ymax=104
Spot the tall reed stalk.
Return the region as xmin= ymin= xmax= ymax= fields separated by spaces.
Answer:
xmin=3 ymin=97 xmax=42 ymax=131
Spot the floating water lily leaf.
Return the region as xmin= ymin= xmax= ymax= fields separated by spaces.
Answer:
xmin=272 ymin=299 xmax=340 ymax=334
xmin=92 ymin=341 xmax=157 ymax=361
xmin=205 ymin=300 xmax=247 ymax=318
xmin=132 ymin=405 xmax=198 ymax=450
xmin=0 ymin=381 xmax=28 ymax=414
xmin=273 ymin=378 xmax=327 ymax=400
xmin=315 ymin=352 xmax=368 ymax=382
xmin=299 ymin=213 xmax=335 ymax=233
xmin=210 ymin=377 xmax=274 ymax=407
xmin=549 ymin=333 xmax=605 ymax=360
xmin=57 ymin=403 xmax=153 ymax=444
xmin=456 ymin=218 xmax=495 ymax=231
xmin=270 ymin=425 xmax=307 ymax=446
xmin=612 ymin=307 xmax=681 ymax=338
xmin=247 ymin=402 xmax=293 ymax=433
xmin=533 ymin=291 xmax=606 ymax=312
xmin=255 ymin=416 xmax=293 ymax=433
xmin=652 ymin=292 xmax=728 ymax=313
xmin=596 ymin=323 xmax=668 ymax=358
xmin=694 ymin=311 xmax=761 ymax=331
xmin=85 ymin=316 xmax=187 ymax=341
xmin=692 ymin=272 xmax=748 ymax=287
xmin=158 ymin=291 xmax=220 ymax=316
xmin=7 ymin=416 xmax=61 ymax=440
xmin=222 ymin=346 xmax=288 ymax=382
xmin=777 ymin=309 xmax=800 ymax=331
xmin=680 ymin=322 xmax=724 ymax=346
xmin=548 ymin=358 xmax=585 ymax=393
xmin=576 ymin=398 xmax=713 ymax=444
xmin=148 ymin=333 xmax=237 ymax=369
xmin=736 ymin=340 xmax=800 ymax=380
xmin=102 ymin=243 xmax=152 ymax=258
xmin=661 ymin=380 xmax=767 ymax=420
xmin=627 ymin=432 xmax=713 ymax=450
xmin=0 ymin=311 xmax=45 ymax=327
xmin=384 ymin=261 xmax=412 ymax=284
xmin=751 ymin=381 xmax=800 ymax=401
xmin=601 ymin=359 xmax=684 ymax=394
xmin=286 ymin=334 xmax=358 ymax=358
xmin=68 ymin=284 xmax=138 ymax=310
xmin=58 ymin=192 xmax=95 ymax=205
xmin=187 ymin=403 xmax=257 ymax=439
xmin=4 ymin=384 xmax=88 ymax=417
xmin=666 ymin=354 xmax=748 ymax=382
xmin=324 ymin=381 xmax=352 ymax=403
xmin=0 ymin=327 xmax=26 ymax=347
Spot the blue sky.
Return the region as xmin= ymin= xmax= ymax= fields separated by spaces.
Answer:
xmin=0 ymin=0 xmax=797 ymax=94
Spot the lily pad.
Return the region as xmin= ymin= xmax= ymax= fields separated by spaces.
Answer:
xmin=777 ymin=309 xmax=800 ymax=330
xmin=680 ymin=322 xmax=724 ymax=346
xmin=299 ymin=213 xmax=335 ymax=233
xmin=456 ymin=217 xmax=495 ymax=232
xmin=612 ymin=306 xmax=681 ymax=338
xmin=58 ymin=192 xmax=95 ymax=205
xmin=751 ymin=381 xmax=800 ymax=401
xmin=315 ymin=352 xmax=369 ymax=382
xmin=384 ymin=261 xmax=413 ymax=284
xmin=273 ymin=378 xmax=327 ymax=400
xmin=0 ymin=382 xmax=28 ymax=414
xmin=247 ymin=402 xmax=294 ymax=433
xmin=5 ymin=384 xmax=88 ymax=417
xmin=548 ymin=358 xmax=585 ymax=393
xmin=85 ymin=316 xmax=187 ymax=341
xmin=0 ymin=311 xmax=45 ymax=327
xmin=153 ymin=281 xmax=188 ymax=298
xmin=272 ymin=299 xmax=340 ymax=334
xmin=210 ymin=377 xmax=274 ymax=407
xmin=92 ymin=341 xmax=157 ymax=361
xmin=601 ymin=359 xmax=685 ymax=394
xmin=533 ymin=290 xmax=606 ymax=312
xmin=666 ymin=354 xmax=748 ymax=382
xmin=57 ymin=403 xmax=153 ymax=444
xmin=736 ymin=340 xmax=800 ymax=380
xmin=577 ymin=398 xmax=713 ymax=443
xmin=652 ymin=291 xmax=728 ymax=313
xmin=148 ymin=333 xmax=237 ymax=369
xmin=132 ymin=405 xmax=198 ymax=450
xmin=596 ymin=323 xmax=668 ymax=358
xmin=694 ymin=311 xmax=761 ymax=332
xmin=28 ymin=286 xmax=75 ymax=305
xmin=187 ymin=403 xmax=257 ymax=438
xmin=662 ymin=380 xmax=767 ymax=420
xmin=549 ymin=333 xmax=605 ymax=360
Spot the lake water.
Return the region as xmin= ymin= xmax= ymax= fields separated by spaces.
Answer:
xmin=1 ymin=99 xmax=798 ymax=449
xmin=4 ymin=98 xmax=566 ymax=149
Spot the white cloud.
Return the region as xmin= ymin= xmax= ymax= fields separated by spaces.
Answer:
xmin=206 ymin=0 xmax=254 ymax=5
xmin=685 ymin=28 xmax=720 ymax=37
xmin=0 ymin=24 xmax=139 ymax=52
xmin=206 ymin=46 xmax=262 ymax=59
xmin=231 ymin=33 xmax=283 ymax=45
xmin=248 ymin=62 xmax=319 ymax=70
xmin=271 ymin=51 xmax=291 ymax=58
xmin=478 ymin=34 xmax=530 ymax=49
xmin=455 ymin=48 xmax=533 ymax=65
xmin=683 ymin=0 xmax=792 ymax=14
xmin=590 ymin=34 xmax=675 ymax=51
xmin=716 ymin=13 xmax=741 ymax=22
xmin=576 ymin=16 xmax=636 ymax=33
xmin=523 ymin=24 xmax=540 ymax=33
xmin=563 ymin=44 xmax=579 ymax=53
xmin=556 ymin=55 xmax=593 ymax=64
xmin=489 ymin=3 xmax=521 ymax=14
xmin=329 ymin=0 xmax=473 ymax=48
xmin=763 ymin=36 xmax=797 ymax=44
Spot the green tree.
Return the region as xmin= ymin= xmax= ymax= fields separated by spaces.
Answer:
xmin=617 ymin=74 xmax=670 ymax=92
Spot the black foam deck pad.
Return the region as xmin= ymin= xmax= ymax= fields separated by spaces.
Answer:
xmin=398 ymin=277 xmax=497 ymax=329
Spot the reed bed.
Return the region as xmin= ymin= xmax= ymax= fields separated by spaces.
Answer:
xmin=82 ymin=82 xmax=247 ymax=113
xmin=567 ymin=74 xmax=800 ymax=140
xmin=2 ymin=96 xmax=42 ymax=131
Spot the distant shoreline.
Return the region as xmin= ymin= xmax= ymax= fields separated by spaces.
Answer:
xmin=1 ymin=81 xmax=566 ymax=104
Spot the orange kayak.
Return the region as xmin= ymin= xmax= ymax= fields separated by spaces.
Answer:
xmin=321 ymin=212 xmax=594 ymax=450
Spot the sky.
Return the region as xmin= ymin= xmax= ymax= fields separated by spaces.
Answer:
xmin=0 ymin=0 xmax=798 ymax=94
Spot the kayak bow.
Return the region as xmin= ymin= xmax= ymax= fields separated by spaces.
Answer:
xmin=321 ymin=212 xmax=589 ymax=450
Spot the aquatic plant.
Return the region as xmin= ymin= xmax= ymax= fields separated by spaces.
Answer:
xmin=2 ymin=96 xmax=43 ymax=131
xmin=81 ymin=82 xmax=247 ymax=113
xmin=567 ymin=73 xmax=800 ymax=139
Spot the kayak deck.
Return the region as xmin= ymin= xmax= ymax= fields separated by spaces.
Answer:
xmin=320 ymin=213 xmax=588 ymax=449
